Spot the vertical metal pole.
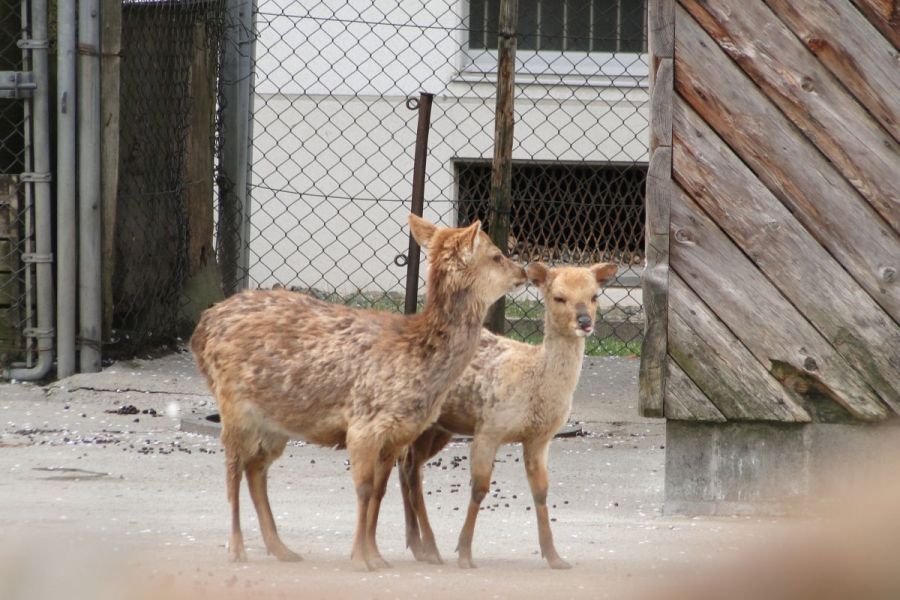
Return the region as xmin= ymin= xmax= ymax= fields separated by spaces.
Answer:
xmin=403 ymin=92 xmax=433 ymax=315
xmin=7 ymin=0 xmax=54 ymax=380
xmin=56 ymin=0 xmax=77 ymax=378
xmin=78 ymin=0 xmax=102 ymax=372
xmin=220 ymin=0 xmax=256 ymax=294
xmin=486 ymin=0 xmax=518 ymax=334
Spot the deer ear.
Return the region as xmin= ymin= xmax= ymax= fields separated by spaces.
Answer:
xmin=409 ymin=213 xmax=437 ymax=249
xmin=590 ymin=262 xmax=618 ymax=285
xmin=460 ymin=220 xmax=481 ymax=261
xmin=526 ymin=262 xmax=551 ymax=287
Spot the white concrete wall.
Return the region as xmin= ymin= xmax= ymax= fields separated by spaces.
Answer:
xmin=247 ymin=0 xmax=649 ymax=301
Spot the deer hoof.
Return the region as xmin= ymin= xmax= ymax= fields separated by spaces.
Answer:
xmin=274 ymin=548 xmax=303 ymax=562
xmin=229 ymin=548 xmax=248 ymax=563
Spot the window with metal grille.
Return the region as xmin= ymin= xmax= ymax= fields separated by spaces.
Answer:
xmin=468 ymin=0 xmax=648 ymax=53
xmin=456 ymin=161 xmax=647 ymax=266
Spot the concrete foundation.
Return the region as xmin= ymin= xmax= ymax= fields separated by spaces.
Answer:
xmin=665 ymin=420 xmax=900 ymax=515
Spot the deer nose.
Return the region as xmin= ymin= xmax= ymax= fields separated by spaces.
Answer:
xmin=577 ymin=314 xmax=593 ymax=330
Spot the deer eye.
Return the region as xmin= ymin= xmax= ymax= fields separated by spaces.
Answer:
xmin=591 ymin=294 xmax=599 ymax=302
xmin=554 ymin=296 xmax=566 ymax=304
xmin=492 ymin=255 xmax=502 ymax=263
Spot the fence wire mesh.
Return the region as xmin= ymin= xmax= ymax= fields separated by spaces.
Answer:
xmin=246 ymin=0 xmax=648 ymax=355
xmin=0 ymin=0 xmax=35 ymax=367
xmin=108 ymin=0 xmax=227 ymax=356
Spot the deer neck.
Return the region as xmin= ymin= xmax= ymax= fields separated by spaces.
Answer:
xmin=538 ymin=326 xmax=585 ymax=400
xmin=415 ymin=278 xmax=488 ymax=382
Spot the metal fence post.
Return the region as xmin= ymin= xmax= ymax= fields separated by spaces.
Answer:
xmin=485 ymin=0 xmax=518 ymax=334
xmin=6 ymin=0 xmax=54 ymax=380
xmin=56 ymin=0 xmax=77 ymax=378
xmin=78 ymin=0 xmax=102 ymax=372
xmin=403 ymin=92 xmax=433 ymax=315
xmin=219 ymin=0 xmax=256 ymax=294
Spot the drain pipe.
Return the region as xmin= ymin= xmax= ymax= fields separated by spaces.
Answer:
xmin=78 ymin=0 xmax=102 ymax=372
xmin=6 ymin=0 xmax=55 ymax=380
xmin=56 ymin=0 xmax=77 ymax=378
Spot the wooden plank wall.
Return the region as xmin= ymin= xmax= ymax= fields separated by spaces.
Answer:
xmin=640 ymin=0 xmax=900 ymax=422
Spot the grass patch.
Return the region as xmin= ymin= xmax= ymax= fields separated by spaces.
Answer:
xmin=295 ymin=287 xmax=641 ymax=357
xmin=506 ymin=330 xmax=641 ymax=357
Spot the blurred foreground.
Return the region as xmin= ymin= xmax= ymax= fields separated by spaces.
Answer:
xmin=1 ymin=352 xmax=897 ymax=599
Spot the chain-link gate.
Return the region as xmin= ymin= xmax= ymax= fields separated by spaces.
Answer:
xmin=0 ymin=0 xmax=26 ymax=366
xmin=0 ymin=0 xmax=42 ymax=370
xmin=245 ymin=0 xmax=648 ymax=355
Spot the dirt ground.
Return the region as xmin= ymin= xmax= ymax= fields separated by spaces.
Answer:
xmin=0 ymin=352 xmax=787 ymax=599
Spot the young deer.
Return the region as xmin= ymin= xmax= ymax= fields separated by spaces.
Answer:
xmin=191 ymin=215 xmax=526 ymax=571
xmin=399 ymin=262 xmax=617 ymax=569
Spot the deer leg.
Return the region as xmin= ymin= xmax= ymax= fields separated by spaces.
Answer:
xmin=399 ymin=447 xmax=426 ymax=561
xmin=223 ymin=438 xmax=247 ymax=562
xmin=245 ymin=440 xmax=301 ymax=562
xmin=456 ymin=436 xmax=499 ymax=569
xmin=414 ymin=429 xmax=452 ymax=564
xmin=524 ymin=439 xmax=571 ymax=569
xmin=348 ymin=434 xmax=378 ymax=571
xmin=364 ymin=446 xmax=399 ymax=569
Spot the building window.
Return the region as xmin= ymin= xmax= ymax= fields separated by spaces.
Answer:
xmin=464 ymin=0 xmax=648 ymax=79
xmin=469 ymin=0 xmax=647 ymax=53
xmin=456 ymin=161 xmax=646 ymax=266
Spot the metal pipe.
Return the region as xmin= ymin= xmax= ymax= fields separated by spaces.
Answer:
xmin=403 ymin=92 xmax=434 ymax=315
xmin=7 ymin=0 xmax=54 ymax=380
xmin=56 ymin=0 xmax=77 ymax=378
xmin=78 ymin=0 xmax=102 ymax=372
xmin=219 ymin=0 xmax=256 ymax=294
xmin=240 ymin=0 xmax=258 ymax=288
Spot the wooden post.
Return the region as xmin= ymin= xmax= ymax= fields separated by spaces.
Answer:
xmin=638 ymin=0 xmax=675 ymax=418
xmin=485 ymin=0 xmax=518 ymax=334
xmin=100 ymin=0 xmax=121 ymax=338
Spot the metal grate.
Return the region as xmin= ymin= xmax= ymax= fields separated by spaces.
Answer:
xmin=245 ymin=0 xmax=648 ymax=355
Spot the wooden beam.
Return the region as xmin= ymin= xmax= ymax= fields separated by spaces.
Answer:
xmin=649 ymin=59 xmax=673 ymax=150
xmin=669 ymin=186 xmax=888 ymax=421
xmin=649 ymin=0 xmax=675 ymax=60
xmin=674 ymin=6 xmax=900 ymax=323
xmin=674 ymin=100 xmax=900 ymax=415
xmin=850 ymin=0 xmax=900 ymax=49
xmin=486 ymin=0 xmax=517 ymax=334
xmin=639 ymin=0 xmax=675 ymax=419
xmin=638 ymin=0 xmax=675 ymax=417
xmin=682 ymin=0 xmax=900 ymax=234
xmin=765 ymin=0 xmax=900 ymax=143
xmin=665 ymin=357 xmax=726 ymax=422
xmin=669 ymin=274 xmax=809 ymax=422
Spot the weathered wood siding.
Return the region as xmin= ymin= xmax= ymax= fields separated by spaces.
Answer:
xmin=640 ymin=0 xmax=900 ymax=422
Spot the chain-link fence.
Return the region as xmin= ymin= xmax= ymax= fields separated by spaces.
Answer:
xmin=3 ymin=0 xmax=649 ymax=368
xmin=0 ymin=0 xmax=33 ymax=367
xmin=106 ymin=0 xmax=227 ymax=356
xmin=246 ymin=0 xmax=648 ymax=355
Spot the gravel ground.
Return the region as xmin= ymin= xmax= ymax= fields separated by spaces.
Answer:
xmin=0 ymin=352 xmax=785 ymax=599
